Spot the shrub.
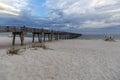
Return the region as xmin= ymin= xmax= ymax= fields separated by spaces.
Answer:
xmin=7 ymin=47 xmax=20 ymax=55
xmin=31 ymin=43 xmax=49 ymax=50
xmin=31 ymin=43 xmax=41 ymax=50
xmin=41 ymin=43 xmax=47 ymax=49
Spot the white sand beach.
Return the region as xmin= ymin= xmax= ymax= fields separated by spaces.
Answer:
xmin=0 ymin=36 xmax=120 ymax=80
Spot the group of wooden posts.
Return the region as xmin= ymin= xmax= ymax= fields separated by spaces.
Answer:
xmin=0 ymin=26 xmax=82 ymax=46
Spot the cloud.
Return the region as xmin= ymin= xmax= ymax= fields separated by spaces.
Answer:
xmin=82 ymin=21 xmax=120 ymax=28
xmin=0 ymin=0 xmax=28 ymax=16
xmin=45 ymin=0 xmax=120 ymax=30
xmin=0 ymin=0 xmax=120 ymax=33
xmin=0 ymin=3 xmax=20 ymax=16
xmin=0 ymin=0 xmax=40 ymax=27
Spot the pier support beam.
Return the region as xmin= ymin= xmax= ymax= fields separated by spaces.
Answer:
xmin=38 ymin=33 xmax=42 ymax=43
xmin=50 ymin=33 xmax=53 ymax=41
xmin=12 ymin=33 xmax=16 ymax=46
xmin=20 ymin=33 xmax=24 ymax=45
xmin=32 ymin=33 xmax=35 ymax=43
xmin=48 ymin=34 xmax=50 ymax=41
xmin=41 ymin=32 xmax=44 ymax=42
xmin=57 ymin=33 xmax=59 ymax=40
xmin=12 ymin=32 xmax=24 ymax=46
xmin=54 ymin=34 xmax=57 ymax=40
xmin=32 ymin=33 xmax=42 ymax=43
xmin=59 ymin=34 xmax=61 ymax=39
xmin=44 ymin=33 xmax=46 ymax=41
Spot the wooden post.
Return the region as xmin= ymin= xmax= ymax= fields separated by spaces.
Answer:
xmin=53 ymin=33 xmax=55 ymax=40
xmin=58 ymin=33 xmax=59 ymax=40
xmin=50 ymin=33 xmax=53 ymax=41
xmin=67 ymin=34 xmax=69 ymax=39
xmin=44 ymin=33 xmax=46 ymax=41
xmin=54 ymin=34 xmax=58 ymax=40
xmin=32 ymin=33 xmax=35 ymax=43
xmin=63 ymin=34 xmax=64 ymax=39
xmin=40 ymin=33 xmax=42 ymax=42
xmin=20 ymin=32 xmax=24 ymax=46
xmin=65 ymin=34 xmax=67 ymax=40
xmin=59 ymin=34 xmax=61 ymax=39
xmin=66 ymin=34 xmax=68 ymax=40
xmin=38 ymin=33 xmax=41 ymax=43
xmin=12 ymin=32 xmax=16 ymax=46
xmin=42 ymin=32 xmax=44 ymax=42
xmin=61 ymin=34 xmax=63 ymax=39
xmin=48 ymin=34 xmax=50 ymax=41
xmin=60 ymin=34 xmax=62 ymax=39
xmin=68 ymin=34 xmax=70 ymax=39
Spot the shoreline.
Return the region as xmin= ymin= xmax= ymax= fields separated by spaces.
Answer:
xmin=0 ymin=36 xmax=119 ymax=48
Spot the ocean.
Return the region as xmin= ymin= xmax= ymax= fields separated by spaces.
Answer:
xmin=20 ymin=34 xmax=120 ymax=40
xmin=77 ymin=34 xmax=120 ymax=40
xmin=1 ymin=33 xmax=120 ymax=40
xmin=25 ymin=34 xmax=120 ymax=40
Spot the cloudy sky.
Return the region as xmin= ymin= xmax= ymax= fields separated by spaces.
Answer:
xmin=0 ymin=0 xmax=120 ymax=34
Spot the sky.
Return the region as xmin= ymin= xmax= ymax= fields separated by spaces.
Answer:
xmin=0 ymin=0 xmax=120 ymax=34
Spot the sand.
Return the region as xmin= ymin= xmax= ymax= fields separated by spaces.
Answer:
xmin=0 ymin=36 xmax=120 ymax=80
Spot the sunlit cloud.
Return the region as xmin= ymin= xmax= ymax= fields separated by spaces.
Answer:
xmin=45 ymin=0 xmax=120 ymax=31
xmin=0 ymin=0 xmax=28 ymax=16
xmin=0 ymin=3 xmax=20 ymax=12
xmin=0 ymin=3 xmax=20 ymax=16
xmin=0 ymin=10 xmax=19 ymax=16
xmin=82 ymin=21 xmax=120 ymax=28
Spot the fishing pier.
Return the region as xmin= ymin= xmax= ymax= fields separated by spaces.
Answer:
xmin=0 ymin=26 xmax=82 ymax=46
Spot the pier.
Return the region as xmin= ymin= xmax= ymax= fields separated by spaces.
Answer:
xmin=0 ymin=26 xmax=82 ymax=46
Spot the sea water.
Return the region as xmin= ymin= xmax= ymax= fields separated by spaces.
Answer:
xmin=25 ymin=34 xmax=120 ymax=40
xmin=77 ymin=34 xmax=120 ymax=40
xmin=1 ymin=33 xmax=120 ymax=40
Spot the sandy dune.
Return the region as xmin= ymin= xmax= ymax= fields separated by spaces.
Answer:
xmin=0 ymin=36 xmax=120 ymax=80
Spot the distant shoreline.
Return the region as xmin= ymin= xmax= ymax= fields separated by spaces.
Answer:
xmin=78 ymin=34 xmax=120 ymax=40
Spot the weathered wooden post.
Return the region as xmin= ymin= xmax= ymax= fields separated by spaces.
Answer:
xmin=32 ymin=33 xmax=35 ymax=43
xmin=20 ymin=32 xmax=24 ymax=45
xmin=48 ymin=34 xmax=50 ymax=41
xmin=44 ymin=33 xmax=46 ymax=41
xmin=63 ymin=34 xmax=65 ymax=40
xmin=69 ymin=34 xmax=71 ymax=39
xmin=59 ymin=33 xmax=61 ymax=39
xmin=50 ymin=31 xmax=53 ymax=41
xmin=12 ymin=32 xmax=16 ymax=46
xmin=55 ymin=34 xmax=57 ymax=40
xmin=40 ymin=33 xmax=42 ymax=42
xmin=51 ymin=31 xmax=53 ymax=41
xmin=6 ymin=26 xmax=9 ymax=32
xmin=65 ymin=34 xmax=67 ymax=40
xmin=60 ymin=34 xmax=63 ymax=39
xmin=57 ymin=33 xmax=59 ymax=40
xmin=20 ymin=27 xmax=25 ymax=45
xmin=38 ymin=33 xmax=41 ymax=43
xmin=42 ymin=31 xmax=44 ymax=42
xmin=67 ymin=34 xmax=69 ymax=39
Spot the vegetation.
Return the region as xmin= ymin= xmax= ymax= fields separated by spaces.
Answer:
xmin=7 ymin=47 xmax=20 ymax=55
xmin=31 ymin=43 xmax=52 ymax=50
xmin=6 ymin=43 xmax=53 ymax=55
